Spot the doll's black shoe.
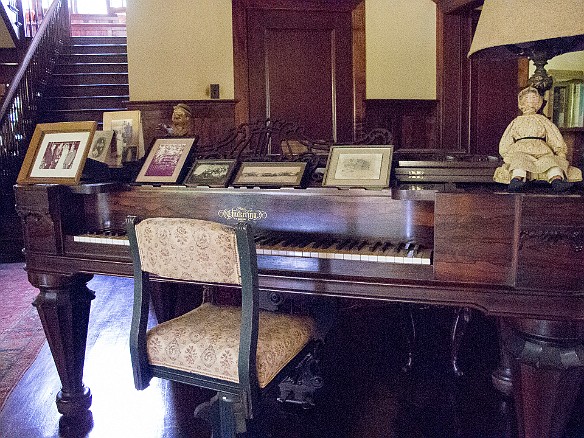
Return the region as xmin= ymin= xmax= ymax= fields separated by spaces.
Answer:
xmin=508 ymin=178 xmax=526 ymax=192
xmin=551 ymin=178 xmax=573 ymax=192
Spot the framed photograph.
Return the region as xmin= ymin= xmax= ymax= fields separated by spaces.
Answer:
xmin=102 ymin=110 xmax=144 ymax=166
xmin=183 ymin=159 xmax=237 ymax=187
xmin=88 ymin=130 xmax=117 ymax=166
xmin=135 ymin=137 xmax=197 ymax=183
xmin=322 ymin=145 xmax=394 ymax=189
xmin=232 ymin=161 xmax=307 ymax=188
xmin=16 ymin=121 xmax=97 ymax=185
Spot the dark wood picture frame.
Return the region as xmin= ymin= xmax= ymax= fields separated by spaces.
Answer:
xmin=323 ymin=145 xmax=394 ymax=189
xmin=135 ymin=137 xmax=197 ymax=184
xmin=232 ymin=161 xmax=307 ymax=188
xmin=183 ymin=159 xmax=238 ymax=187
xmin=16 ymin=121 xmax=97 ymax=185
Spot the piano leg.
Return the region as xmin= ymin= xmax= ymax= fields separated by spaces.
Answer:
xmin=501 ymin=318 xmax=584 ymax=438
xmin=30 ymin=272 xmax=95 ymax=417
xmin=450 ymin=306 xmax=472 ymax=377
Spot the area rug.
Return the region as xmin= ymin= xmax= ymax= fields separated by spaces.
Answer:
xmin=0 ymin=263 xmax=45 ymax=411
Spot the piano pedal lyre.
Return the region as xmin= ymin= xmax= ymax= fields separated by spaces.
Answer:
xmin=277 ymin=345 xmax=324 ymax=409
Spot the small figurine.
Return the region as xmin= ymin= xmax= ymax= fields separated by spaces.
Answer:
xmin=493 ymin=86 xmax=582 ymax=192
xmin=159 ymin=103 xmax=195 ymax=137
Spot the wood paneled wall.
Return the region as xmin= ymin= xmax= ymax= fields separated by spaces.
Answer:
xmin=126 ymin=100 xmax=237 ymax=152
xmin=364 ymin=99 xmax=438 ymax=151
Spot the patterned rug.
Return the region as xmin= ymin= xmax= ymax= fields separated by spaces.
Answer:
xmin=0 ymin=263 xmax=45 ymax=411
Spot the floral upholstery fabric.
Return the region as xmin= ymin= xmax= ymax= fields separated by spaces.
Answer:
xmin=146 ymin=303 xmax=315 ymax=388
xmin=135 ymin=218 xmax=241 ymax=285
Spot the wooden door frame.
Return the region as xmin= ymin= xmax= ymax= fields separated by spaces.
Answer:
xmin=232 ymin=0 xmax=365 ymax=139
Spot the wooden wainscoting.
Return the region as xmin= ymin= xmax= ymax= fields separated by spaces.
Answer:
xmin=127 ymin=100 xmax=237 ymax=152
xmin=364 ymin=99 xmax=438 ymax=151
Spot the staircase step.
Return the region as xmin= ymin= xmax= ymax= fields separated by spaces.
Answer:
xmin=42 ymin=96 xmax=129 ymax=111
xmin=41 ymin=108 xmax=127 ymax=123
xmin=37 ymin=36 xmax=129 ymax=126
xmin=64 ymin=43 xmax=127 ymax=55
xmin=49 ymin=72 xmax=128 ymax=86
xmin=59 ymin=53 xmax=128 ymax=63
xmin=69 ymin=36 xmax=127 ymax=46
xmin=53 ymin=63 xmax=129 ymax=74
xmin=44 ymin=84 xmax=130 ymax=97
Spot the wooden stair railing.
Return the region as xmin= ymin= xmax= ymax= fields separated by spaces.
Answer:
xmin=0 ymin=0 xmax=68 ymax=261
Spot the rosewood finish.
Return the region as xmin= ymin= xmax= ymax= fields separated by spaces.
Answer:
xmin=13 ymin=181 xmax=584 ymax=438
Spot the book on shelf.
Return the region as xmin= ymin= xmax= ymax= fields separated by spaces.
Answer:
xmin=547 ymin=70 xmax=584 ymax=129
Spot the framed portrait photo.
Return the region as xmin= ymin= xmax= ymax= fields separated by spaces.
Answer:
xmin=183 ymin=159 xmax=237 ymax=187
xmin=102 ymin=110 xmax=144 ymax=166
xmin=322 ymin=145 xmax=394 ymax=189
xmin=16 ymin=121 xmax=97 ymax=185
xmin=232 ymin=161 xmax=307 ymax=188
xmin=135 ymin=137 xmax=197 ymax=184
xmin=88 ymin=130 xmax=116 ymax=166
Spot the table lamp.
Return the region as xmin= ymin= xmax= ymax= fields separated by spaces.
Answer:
xmin=468 ymin=0 xmax=584 ymax=95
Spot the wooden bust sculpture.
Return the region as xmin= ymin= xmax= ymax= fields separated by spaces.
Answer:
xmin=170 ymin=103 xmax=194 ymax=136
xmin=493 ymin=86 xmax=582 ymax=192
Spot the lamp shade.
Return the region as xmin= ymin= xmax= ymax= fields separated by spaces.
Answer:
xmin=468 ymin=0 xmax=584 ymax=59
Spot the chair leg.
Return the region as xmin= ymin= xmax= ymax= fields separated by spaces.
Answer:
xmin=195 ymin=393 xmax=247 ymax=438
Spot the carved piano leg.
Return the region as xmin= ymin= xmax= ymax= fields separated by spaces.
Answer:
xmin=450 ymin=306 xmax=472 ymax=377
xmin=29 ymin=272 xmax=95 ymax=417
xmin=501 ymin=318 xmax=584 ymax=438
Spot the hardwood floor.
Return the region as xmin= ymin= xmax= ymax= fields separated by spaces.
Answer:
xmin=1 ymin=273 xmax=583 ymax=437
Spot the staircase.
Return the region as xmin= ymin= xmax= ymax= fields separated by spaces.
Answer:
xmin=40 ymin=35 xmax=129 ymax=126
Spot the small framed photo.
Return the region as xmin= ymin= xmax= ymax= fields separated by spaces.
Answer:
xmin=135 ymin=137 xmax=197 ymax=184
xmin=183 ymin=159 xmax=237 ymax=187
xmin=16 ymin=121 xmax=97 ymax=185
xmin=102 ymin=110 xmax=144 ymax=165
xmin=88 ymin=130 xmax=116 ymax=166
xmin=232 ymin=161 xmax=307 ymax=188
xmin=323 ymin=145 xmax=394 ymax=188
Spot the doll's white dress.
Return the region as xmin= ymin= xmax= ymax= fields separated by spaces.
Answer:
xmin=493 ymin=113 xmax=582 ymax=183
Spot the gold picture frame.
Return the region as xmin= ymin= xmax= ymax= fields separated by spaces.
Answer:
xmin=322 ymin=145 xmax=394 ymax=189
xmin=16 ymin=121 xmax=97 ymax=185
xmin=135 ymin=137 xmax=197 ymax=184
xmin=232 ymin=161 xmax=307 ymax=187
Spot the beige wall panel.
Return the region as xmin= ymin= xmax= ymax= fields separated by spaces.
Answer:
xmin=126 ymin=0 xmax=234 ymax=101
xmin=365 ymin=0 xmax=436 ymax=99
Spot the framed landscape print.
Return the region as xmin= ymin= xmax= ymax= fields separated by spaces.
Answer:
xmin=16 ymin=121 xmax=97 ymax=185
xmin=183 ymin=159 xmax=237 ymax=187
xmin=232 ymin=161 xmax=307 ymax=187
xmin=135 ymin=137 xmax=197 ymax=183
xmin=322 ymin=145 xmax=394 ymax=188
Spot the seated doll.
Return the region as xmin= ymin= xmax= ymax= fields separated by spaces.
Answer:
xmin=493 ymin=86 xmax=582 ymax=192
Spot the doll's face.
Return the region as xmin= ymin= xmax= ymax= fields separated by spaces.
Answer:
xmin=519 ymin=90 xmax=542 ymax=114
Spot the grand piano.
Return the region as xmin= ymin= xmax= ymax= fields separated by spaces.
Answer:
xmin=13 ymin=177 xmax=584 ymax=438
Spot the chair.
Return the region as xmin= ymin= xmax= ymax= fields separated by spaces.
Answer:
xmin=126 ymin=216 xmax=318 ymax=437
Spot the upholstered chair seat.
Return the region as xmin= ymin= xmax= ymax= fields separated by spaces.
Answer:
xmin=146 ymin=302 xmax=315 ymax=388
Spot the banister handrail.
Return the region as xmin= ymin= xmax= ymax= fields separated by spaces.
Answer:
xmin=0 ymin=0 xmax=65 ymax=118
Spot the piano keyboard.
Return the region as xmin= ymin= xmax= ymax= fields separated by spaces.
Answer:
xmin=74 ymin=230 xmax=130 ymax=246
xmin=73 ymin=231 xmax=432 ymax=265
xmin=254 ymin=233 xmax=432 ymax=265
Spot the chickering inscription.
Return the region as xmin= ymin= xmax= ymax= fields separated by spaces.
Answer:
xmin=218 ymin=207 xmax=268 ymax=222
